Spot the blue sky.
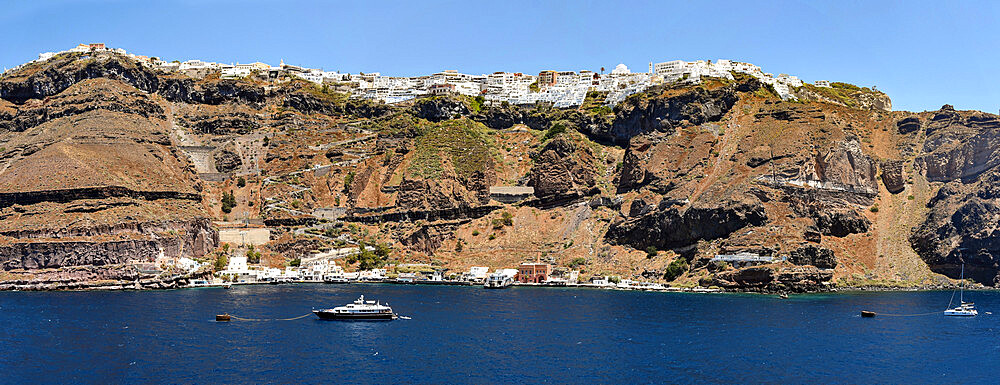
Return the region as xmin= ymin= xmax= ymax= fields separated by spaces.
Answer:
xmin=1 ymin=0 xmax=997 ymax=112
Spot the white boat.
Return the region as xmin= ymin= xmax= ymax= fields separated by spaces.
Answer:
xmin=484 ymin=272 xmax=514 ymax=289
xmin=323 ymin=273 xmax=349 ymax=284
xmin=313 ymin=295 xmax=396 ymax=320
xmin=944 ymin=264 xmax=978 ymax=316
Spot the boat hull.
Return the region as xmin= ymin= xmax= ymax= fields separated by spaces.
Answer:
xmin=313 ymin=310 xmax=396 ymax=321
xmin=944 ymin=310 xmax=978 ymax=316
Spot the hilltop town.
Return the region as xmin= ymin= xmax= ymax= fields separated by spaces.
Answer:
xmin=4 ymin=42 xmax=999 ymax=292
xmin=7 ymin=43 xmax=821 ymax=107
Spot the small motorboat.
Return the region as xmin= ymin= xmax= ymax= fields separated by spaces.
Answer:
xmin=313 ymin=295 xmax=396 ymax=321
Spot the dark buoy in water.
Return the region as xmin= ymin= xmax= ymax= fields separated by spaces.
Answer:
xmin=861 ymin=311 xmax=876 ymax=318
xmin=216 ymin=314 xmax=231 ymax=322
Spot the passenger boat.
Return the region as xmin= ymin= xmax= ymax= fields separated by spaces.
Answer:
xmin=313 ymin=295 xmax=396 ymax=320
xmin=944 ymin=264 xmax=978 ymax=317
xmin=484 ymin=272 xmax=514 ymax=289
xmin=323 ymin=273 xmax=349 ymax=284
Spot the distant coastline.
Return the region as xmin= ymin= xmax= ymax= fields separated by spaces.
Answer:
xmin=1 ymin=274 xmax=987 ymax=294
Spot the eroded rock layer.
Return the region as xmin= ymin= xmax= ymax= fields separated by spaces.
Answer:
xmin=3 ymin=51 xmax=1000 ymax=290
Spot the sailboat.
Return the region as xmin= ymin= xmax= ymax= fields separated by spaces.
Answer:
xmin=944 ymin=263 xmax=978 ymax=316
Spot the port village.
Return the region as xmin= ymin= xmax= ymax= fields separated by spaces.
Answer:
xmin=2 ymin=44 xmax=828 ymax=293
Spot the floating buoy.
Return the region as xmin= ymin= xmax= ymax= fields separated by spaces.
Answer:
xmin=216 ymin=314 xmax=231 ymax=322
xmin=861 ymin=311 xmax=876 ymax=318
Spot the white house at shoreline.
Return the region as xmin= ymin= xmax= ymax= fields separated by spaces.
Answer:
xmin=218 ymin=255 xmax=255 ymax=283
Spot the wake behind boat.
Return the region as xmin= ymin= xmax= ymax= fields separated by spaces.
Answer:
xmin=313 ymin=295 xmax=397 ymax=320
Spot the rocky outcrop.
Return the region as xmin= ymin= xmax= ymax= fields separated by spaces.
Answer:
xmin=157 ymin=77 xmax=266 ymax=106
xmin=0 ymin=53 xmax=266 ymax=108
xmin=788 ymin=245 xmax=837 ymax=269
xmin=880 ymin=159 xmax=905 ymax=193
xmin=812 ymin=209 xmax=870 ymax=237
xmin=0 ymin=265 xmax=212 ymax=291
xmin=401 ymin=220 xmax=466 ymax=254
xmin=607 ymin=198 xmax=767 ymax=250
xmin=528 ymin=136 xmax=598 ymax=202
xmin=412 ymin=96 xmax=470 ymax=122
xmin=604 ymin=83 xmax=744 ymax=144
xmin=0 ymin=186 xmax=200 ymax=209
xmin=2 ymin=78 xmax=165 ymax=132
xmin=916 ymin=106 xmax=1000 ymax=182
xmin=896 ymin=116 xmax=921 ymax=134
xmin=472 ymin=104 xmax=554 ymax=131
xmin=281 ymin=91 xmax=339 ymax=115
xmin=265 ymin=237 xmax=327 ymax=259
xmin=0 ymin=239 xmax=161 ymax=270
xmin=0 ymin=53 xmax=161 ymax=103
xmin=0 ymin=218 xmax=217 ymax=270
xmin=182 ymin=111 xmax=260 ymax=135
xmin=397 ymin=178 xmax=475 ymax=211
xmin=343 ymin=97 xmax=394 ymax=119
xmin=616 ymin=129 xmax=717 ymax=194
xmin=912 ymin=171 xmax=1000 ymax=285
xmin=801 ymin=136 xmax=879 ymax=194
xmin=213 ymin=146 xmax=241 ymax=173
xmin=711 ymin=265 xmax=833 ymax=292
xmin=753 ymin=105 xmax=825 ymax=122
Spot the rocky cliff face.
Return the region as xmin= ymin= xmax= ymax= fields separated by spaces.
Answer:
xmin=8 ymin=51 xmax=1000 ymax=290
xmin=710 ymin=265 xmax=834 ymax=292
xmin=915 ymin=105 xmax=1000 ymax=182
xmin=0 ymin=216 xmax=216 ymax=269
xmin=911 ymin=170 xmax=1000 ymax=285
xmin=880 ymin=159 xmax=905 ymax=193
xmin=804 ymin=137 xmax=879 ymax=193
xmin=0 ymin=54 xmax=219 ymax=287
xmin=905 ymin=106 xmax=1000 ymax=285
xmin=605 ymin=83 xmax=742 ymax=144
xmin=607 ymin=198 xmax=767 ymax=251
xmin=528 ymin=136 xmax=598 ymax=202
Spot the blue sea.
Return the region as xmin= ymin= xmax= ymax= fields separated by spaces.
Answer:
xmin=1 ymin=284 xmax=998 ymax=384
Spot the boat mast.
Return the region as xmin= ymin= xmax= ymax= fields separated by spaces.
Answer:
xmin=959 ymin=263 xmax=964 ymax=303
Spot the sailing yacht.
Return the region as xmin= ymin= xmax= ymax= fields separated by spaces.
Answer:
xmin=944 ymin=264 xmax=978 ymax=316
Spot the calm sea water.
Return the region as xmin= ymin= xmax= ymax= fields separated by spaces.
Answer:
xmin=1 ymin=284 xmax=998 ymax=384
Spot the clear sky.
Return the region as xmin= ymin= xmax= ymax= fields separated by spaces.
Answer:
xmin=1 ymin=0 xmax=997 ymax=112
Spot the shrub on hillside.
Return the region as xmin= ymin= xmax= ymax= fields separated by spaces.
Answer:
xmin=221 ymin=191 xmax=236 ymax=213
xmin=664 ymin=258 xmax=689 ymax=281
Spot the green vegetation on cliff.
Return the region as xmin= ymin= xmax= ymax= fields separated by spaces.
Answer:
xmin=221 ymin=191 xmax=236 ymax=213
xmin=800 ymin=82 xmax=884 ymax=109
xmin=408 ymin=118 xmax=495 ymax=180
